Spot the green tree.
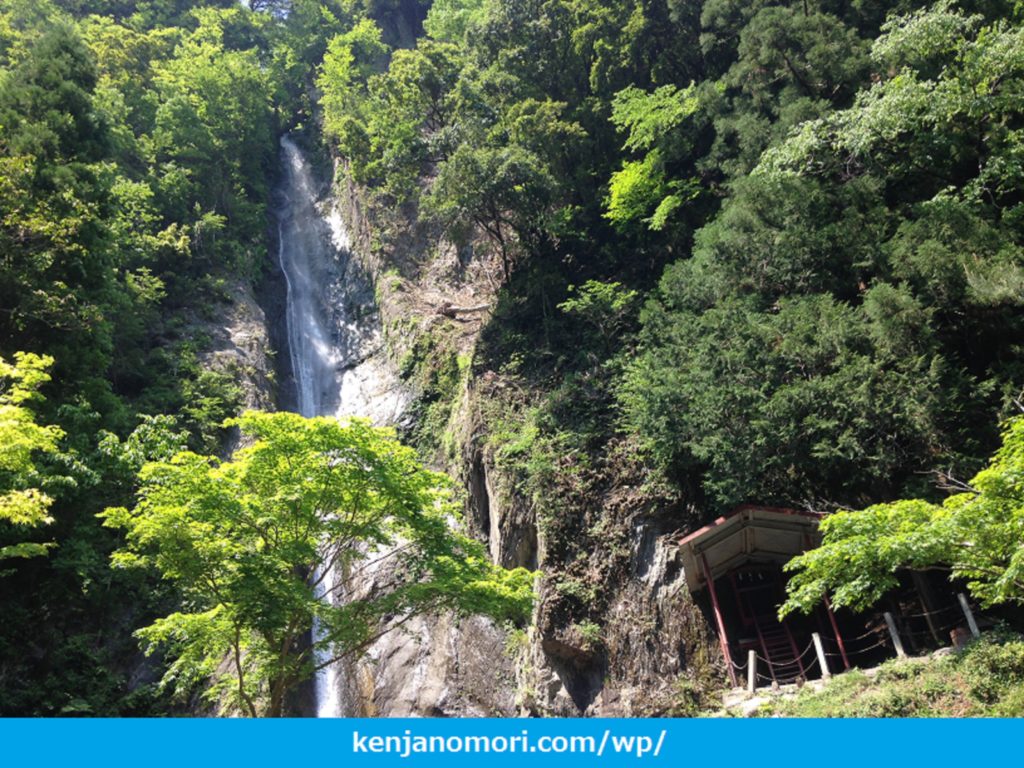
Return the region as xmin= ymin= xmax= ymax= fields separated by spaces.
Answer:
xmin=317 ymin=17 xmax=388 ymax=167
xmin=148 ymin=8 xmax=276 ymax=276
xmin=425 ymin=142 xmax=556 ymax=278
xmin=0 ymin=353 xmax=64 ymax=561
xmin=605 ymin=83 xmax=704 ymax=231
xmin=423 ymin=0 xmax=486 ymax=42
xmin=101 ymin=411 xmax=534 ymax=717
xmin=363 ymin=39 xmax=462 ymax=198
xmin=621 ymin=3 xmax=1024 ymax=512
xmin=0 ymin=20 xmax=115 ymax=381
xmin=621 ymin=289 xmax=949 ymax=510
xmin=782 ymin=414 xmax=1024 ymax=617
xmin=0 ymin=0 xmax=318 ymax=717
xmin=558 ymin=280 xmax=638 ymax=358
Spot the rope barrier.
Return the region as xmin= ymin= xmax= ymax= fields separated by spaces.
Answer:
xmin=831 ymin=638 xmax=884 ymax=659
xmin=901 ymin=604 xmax=960 ymax=620
xmin=745 ymin=647 xmax=868 ymax=689
xmin=755 ymin=640 xmax=817 ymax=670
xmin=739 ymin=606 xmax=984 ymax=688
xmin=795 ymin=640 xmax=819 ymax=663
xmin=844 ymin=638 xmax=892 ymax=656
xmin=904 ymin=616 xmax=963 ymax=642
xmin=774 ymin=658 xmax=820 ymax=686
xmin=846 ymin=625 xmax=887 ymax=643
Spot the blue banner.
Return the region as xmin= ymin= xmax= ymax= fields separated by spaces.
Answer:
xmin=5 ymin=718 xmax=1021 ymax=768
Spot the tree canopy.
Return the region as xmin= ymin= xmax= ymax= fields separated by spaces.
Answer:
xmin=0 ymin=353 xmax=64 ymax=562
xmin=619 ymin=1 xmax=1024 ymax=511
xmin=782 ymin=415 xmax=1024 ymax=617
xmin=0 ymin=0 xmax=290 ymax=714
xmin=101 ymin=411 xmax=534 ymax=717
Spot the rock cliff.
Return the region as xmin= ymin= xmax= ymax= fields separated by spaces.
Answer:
xmin=294 ymin=144 xmax=721 ymax=717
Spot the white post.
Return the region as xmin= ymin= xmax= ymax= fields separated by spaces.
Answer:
xmin=747 ymin=650 xmax=756 ymax=694
xmin=884 ymin=612 xmax=907 ymax=658
xmin=957 ymin=593 xmax=981 ymax=638
xmin=812 ymin=632 xmax=831 ymax=679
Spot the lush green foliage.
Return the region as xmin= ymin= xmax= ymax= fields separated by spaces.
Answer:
xmin=316 ymin=1 xmax=1024 ymax=699
xmin=0 ymin=353 xmax=64 ymax=561
xmin=316 ymin=0 xmax=1024 ymax=517
xmin=0 ymin=0 xmax=289 ymax=714
xmin=103 ymin=411 xmax=536 ymax=720
xmin=103 ymin=411 xmax=533 ymax=716
xmin=782 ymin=416 xmax=1024 ymax=616
xmin=2 ymin=0 xmax=544 ymax=718
xmin=318 ymin=0 xmax=702 ymax=274
xmin=5 ymin=0 xmax=1024 ymax=714
xmin=621 ymin=2 xmax=1024 ymax=510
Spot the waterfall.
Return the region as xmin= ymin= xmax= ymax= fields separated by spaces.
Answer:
xmin=276 ymin=136 xmax=344 ymax=421
xmin=275 ymin=134 xmax=344 ymax=718
xmin=275 ymin=133 xmax=411 ymax=718
xmin=276 ymin=135 xmax=408 ymax=420
xmin=273 ymin=135 xmax=356 ymax=718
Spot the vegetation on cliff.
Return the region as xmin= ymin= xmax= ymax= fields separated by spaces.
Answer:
xmin=782 ymin=415 xmax=1024 ymax=618
xmin=0 ymin=0 xmax=282 ymax=714
xmin=318 ymin=0 xmax=1024 ymax=514
xmin=0 ymin=353 xmax=64 ymax=562
xmin=313 ymin=0 xmax=1024 ymax=709
xmin=3 ymin=0 xmax=1024 ymax=714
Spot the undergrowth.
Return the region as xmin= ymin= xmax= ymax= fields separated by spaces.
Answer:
xmin=752 ymin=631 xmax=1024 ymax=717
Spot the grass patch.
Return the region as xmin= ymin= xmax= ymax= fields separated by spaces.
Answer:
xmin=754 ymin=631 xmax=1024 ymax=717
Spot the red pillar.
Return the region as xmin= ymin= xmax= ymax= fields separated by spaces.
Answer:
xmin=824 ymin=595 xmax=850 ymax=670
xmin=702 ymin=552 xmax=737 ymax=687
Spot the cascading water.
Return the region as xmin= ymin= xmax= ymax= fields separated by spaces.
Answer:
xmin=275 ymin=134 xmax=346 ymax=718
xmin=277 ymin=138 xmax=344 ymax=421
xmin=275 ymin=133 xmax=414 ymax=717
xmin=273 ymin=135 xmax=513 ymax=719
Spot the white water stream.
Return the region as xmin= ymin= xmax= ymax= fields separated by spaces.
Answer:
xmin=274 ymin=134 xmax=406 ymax=717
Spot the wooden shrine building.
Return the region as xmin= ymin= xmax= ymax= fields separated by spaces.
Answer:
xmin=678 ymin=505 xmax=852 ymax=687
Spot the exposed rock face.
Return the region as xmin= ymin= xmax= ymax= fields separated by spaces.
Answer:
xmin=341 ymin=613 xmax=519 ymax=717
xmin=198 ymin=278 xmax=277 ymax=456
xmin=269 ymin=137 xmax=720 ymax=719
xmin=465 ymin=442 xmax=538 ymax=571
xmin=201 ymin=280 xmax=276 ymax=414
xmin=596 ymin=520 xmax=717 ymax=716
xmin=308 ymin=158 xmax=519 ymax=718
xmin=239 ymin=117 xmax=720 ymax=720
xmin=266 ymin=135 xmax=520 ymax=718
xmin=502 ymin=491 xmax=715 ymax=717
